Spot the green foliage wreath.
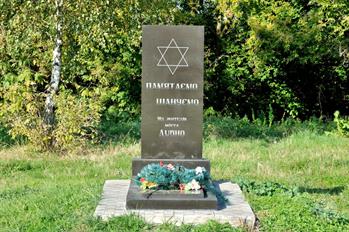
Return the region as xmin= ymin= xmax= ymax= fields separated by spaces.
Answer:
xmin=134 ymin=162 xmax=225 ymax=202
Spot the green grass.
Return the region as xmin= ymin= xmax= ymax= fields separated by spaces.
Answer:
xmin=1 ymin=117 xmax=349 ymax=231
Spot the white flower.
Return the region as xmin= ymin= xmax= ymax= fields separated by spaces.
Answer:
xmin=191 ymin=179 xmax=201 ymax=191
xmin=185 ymin=179 xmax=201 ymax=191
xmin=195 ymin=166 xmax=206 ymax=175
xmin=166 ymin=163 xmax=175 ymax=171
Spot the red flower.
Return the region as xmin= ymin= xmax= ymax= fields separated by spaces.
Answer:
xmin=140 ymin=178 xmax=145 ymax=182
xmin=160 ymin=161 xmax=164 ymax=166
xmin=179 ymin=184 xmax=185 ymax=191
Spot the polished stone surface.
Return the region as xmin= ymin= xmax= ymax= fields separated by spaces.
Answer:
xmin=141 ymin=25 xmax=204 ymax=159
xmin=94 ymin=180 xmax=256 ymax=228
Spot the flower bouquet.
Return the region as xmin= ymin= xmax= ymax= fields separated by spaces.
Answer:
xmin=134 ymin=162 xmax=214 ymax=194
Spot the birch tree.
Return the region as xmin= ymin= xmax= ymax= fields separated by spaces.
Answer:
xmin=44 ymin=0 xmax=63 ymax=130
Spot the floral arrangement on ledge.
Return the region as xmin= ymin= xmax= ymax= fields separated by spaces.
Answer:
xmin=134 ymin=162 xmax=214 ymax=193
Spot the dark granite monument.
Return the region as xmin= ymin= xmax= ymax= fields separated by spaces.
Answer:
xmin=126 ymin=25 xmax=217 ymax=209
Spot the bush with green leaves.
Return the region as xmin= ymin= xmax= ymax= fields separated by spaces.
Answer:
xmin=0 ymin=84 xmax=101 ymax=151
xmin=0 ymin=0 xmax=175 ymax=150
xmin=203 ymin=0 xmax=349 ymax=119
xmin=1 ymin=0 xmax=349 ymax=151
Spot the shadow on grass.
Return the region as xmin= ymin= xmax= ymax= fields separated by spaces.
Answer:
xmin=98 ymin=119 xmax=141 ymax=145
xmin=98 ymin=116 xmax=335 ymax=145
xmin=0 ymin=116 xmax=335 ymax=148
xmin=234 ymin=177 xmax=345 ymax=197
xmin=298 ymin=186 xmax=345 ymax=195
xmin=204 ymin=116 xmax=334 ymax=143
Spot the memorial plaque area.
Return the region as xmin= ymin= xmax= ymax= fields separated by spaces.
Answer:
xmin=141 ymin=25 xmax=204 ymax=159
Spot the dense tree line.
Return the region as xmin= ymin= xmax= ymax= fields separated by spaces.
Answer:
xmin=0 ymin=0 xmax=348 ymax=149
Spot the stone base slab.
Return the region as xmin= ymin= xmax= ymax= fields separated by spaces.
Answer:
xmin=94 ymin=180 xmax=255 ymax=228
xmin=131 ymin=158 xmax=210 ymax=176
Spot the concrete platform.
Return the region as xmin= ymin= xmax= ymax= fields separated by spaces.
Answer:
xmin=94 ymin=180 xmax=255 ymax=228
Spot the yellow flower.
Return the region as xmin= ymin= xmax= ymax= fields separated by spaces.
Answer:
xmin=146 ymin=181 xmax=158 ymax=189
xmin=141 ymin=181 xmax=158 ymax=190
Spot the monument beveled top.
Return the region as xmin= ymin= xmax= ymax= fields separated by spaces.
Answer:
xmin=141 ymin=25 xmax=204 ymax=160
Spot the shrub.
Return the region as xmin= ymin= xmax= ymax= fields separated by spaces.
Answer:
xmin=334 ymin=111 xmax=349 ymax=137
xmin=52 ymin=91 xmax=102 ymax=151
xmin=0 ymin=81 xmax=101 ymax=151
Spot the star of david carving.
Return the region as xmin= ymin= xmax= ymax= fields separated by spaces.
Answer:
xmin=157 ymin=38 xmax=189 ymax=75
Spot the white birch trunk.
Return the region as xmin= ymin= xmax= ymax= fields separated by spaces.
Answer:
xmin=44 ymin=0 xmax=63 ymax=126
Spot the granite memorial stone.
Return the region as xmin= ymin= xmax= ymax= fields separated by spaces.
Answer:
xmin=127 ymin=25 xmax=216 ymax=209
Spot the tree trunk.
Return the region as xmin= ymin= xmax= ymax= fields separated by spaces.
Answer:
xmin=44 ymin=0 xmax=63 ymax=127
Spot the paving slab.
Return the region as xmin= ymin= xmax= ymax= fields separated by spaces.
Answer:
xmin=94 ymin=180 xmax=255 ymax=228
